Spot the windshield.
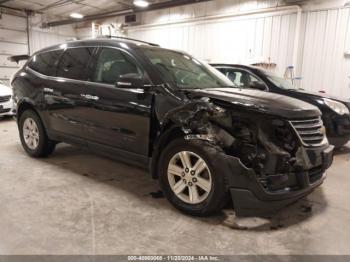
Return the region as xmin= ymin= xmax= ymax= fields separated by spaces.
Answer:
xmin=142 ymin=48 xmax=233 ymax=89
xmin=264 ymin=71 xmax=296 ymax=90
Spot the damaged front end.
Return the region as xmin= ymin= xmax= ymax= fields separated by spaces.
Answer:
xmin=163 ymin=98 xmax=334 ymax=217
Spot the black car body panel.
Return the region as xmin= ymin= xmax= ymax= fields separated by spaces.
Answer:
xmin=212 ymin=64 xmax=350 ymax=147
xmin=186 ymin=88 xmax=320 ymax=119
xmin=11 ymin=39 xmax=334 ymax=216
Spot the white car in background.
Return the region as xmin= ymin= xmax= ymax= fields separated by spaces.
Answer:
xmin=0 ymin=81 xmax=14 ymax=118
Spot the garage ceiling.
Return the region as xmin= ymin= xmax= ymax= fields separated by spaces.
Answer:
xmin=0 ymin=0 xmax=170 ymax=18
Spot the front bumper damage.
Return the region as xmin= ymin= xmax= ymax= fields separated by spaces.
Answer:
xmin=161 ymin=97 xmax=334 ymax=217
xmin=227 ymin=144 xmax=333 ymax=217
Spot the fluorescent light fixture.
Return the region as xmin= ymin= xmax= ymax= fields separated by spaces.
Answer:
xmin=70 ymin=13 xmax=84 ymax=19
xmin=133 ymin=0 xmax=149 ymax=8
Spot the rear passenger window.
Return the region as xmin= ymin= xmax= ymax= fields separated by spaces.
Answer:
xmin=56 ymin=47 xmax=94 ymax=81
xmin=28 ymin=50 xmax=63 ymax=76
xmin=92 ymin=48 xmax=143 ymax=84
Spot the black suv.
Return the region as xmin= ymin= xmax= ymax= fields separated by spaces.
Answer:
xmin=11 ymin=38 xmax=333 ymax=217
xmin=212 ymin=64 xmax=350 ymax=148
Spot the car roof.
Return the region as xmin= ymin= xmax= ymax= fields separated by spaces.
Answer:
xmin=35 ymin=38 xmax=166 ymax=55
xmin=211 ymin=63 xmax=259 ymax=70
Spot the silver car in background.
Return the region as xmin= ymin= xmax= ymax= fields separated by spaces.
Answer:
xmin=0 ymin=81 xmax=15 ymax=117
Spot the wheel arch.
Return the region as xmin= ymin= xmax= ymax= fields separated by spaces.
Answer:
xmin=150 ymin=122 xmax=185 ymax=179
xmin=17 ymin=101 xmax=45 ymax=128
xmin=17 ymin=100 xmax=34 ymax=118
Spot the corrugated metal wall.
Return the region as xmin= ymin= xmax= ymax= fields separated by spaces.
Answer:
xmin=1 ymin=0 xmax=349 ymax=98
xmin=0 ymin=14 xmax=28 ymax=86
xmin=0 ymin=13 xmax=76 ymax=86
xmin=127 ymin=0 xmax=298 ymax=75
xmin=298 ymin=8 xmax=350 ymax=99
xmin=29 ymin=24 xmax=77 ymax=54
xmin=129 ymin=12 xmax=297 ymax=75
xmin=124 ymin=1 xmax=350 ymax=98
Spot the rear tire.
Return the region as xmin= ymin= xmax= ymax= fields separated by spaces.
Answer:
xmin=158 ymin=138 xmax=229 ymax=216
xmin=19 ymin=110 xmax=56 ymax=157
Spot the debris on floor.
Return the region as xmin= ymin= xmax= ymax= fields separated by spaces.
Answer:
xmin=150 ymin=190 xmax=164 ymax=199
xmin=222 ymin=197 xmax=315 ymax=231
xmin=300 ymin=203 xmax=313 ymax=213
xmin=222 ymin=210 xmax=270 ymax=230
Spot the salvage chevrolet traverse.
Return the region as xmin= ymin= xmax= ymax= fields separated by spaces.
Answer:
xmin=11 ymin=38 xmax=334 ymax=216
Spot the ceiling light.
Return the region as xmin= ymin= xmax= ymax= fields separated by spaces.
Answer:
xmin=133 ymin=0 xmax=149 ymax=8
xmin=70 ymin=13 xmax=84 ymax=19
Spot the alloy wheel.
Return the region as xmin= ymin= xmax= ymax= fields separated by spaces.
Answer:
xmin=167 ymin=151 xmax=212 ymax=204
xmin=23 ymin=118 xmax=40 ymax=150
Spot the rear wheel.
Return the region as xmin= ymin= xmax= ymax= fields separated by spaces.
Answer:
xmin=159 ymin=138 xmax=229 ymax=216
xmin=19 ymin=110 xmax=56 ymax=157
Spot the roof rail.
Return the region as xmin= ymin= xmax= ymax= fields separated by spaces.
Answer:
xmin=97 ymin=35 xmax=160 ymax=47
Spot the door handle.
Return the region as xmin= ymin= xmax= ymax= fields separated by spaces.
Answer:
xmin=80 ymin=94 xmax=99 ymax=101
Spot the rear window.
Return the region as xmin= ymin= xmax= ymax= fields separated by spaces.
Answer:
xmin=56 ymin=47 xmax=95 ymax=81
xmin=28 ymin=50 xmax=63 ymax=76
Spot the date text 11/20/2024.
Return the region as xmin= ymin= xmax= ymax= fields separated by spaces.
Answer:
xmin=128 ymin=256 xmax=220 ymax=261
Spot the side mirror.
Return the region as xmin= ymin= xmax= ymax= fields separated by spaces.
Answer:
xmin=249 ymin=81 xmax=266 ymax=91
xmin=115 ymin=73 xmax=144 ymax=89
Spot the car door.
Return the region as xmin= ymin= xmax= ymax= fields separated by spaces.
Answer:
xmin=44 ymin=47 xmax=96 ymax=142
xmin=81 ymin=47 xmax=153 ymax=156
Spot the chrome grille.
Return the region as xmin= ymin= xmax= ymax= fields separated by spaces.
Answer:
xmin=0 ymin=95 xmax=11 ymax=103
xmin=290 ymin=117 xmax=325 ymax=146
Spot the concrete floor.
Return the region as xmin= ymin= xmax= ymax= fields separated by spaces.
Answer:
xmin=0 ymin=117 xmax=350 ymax=255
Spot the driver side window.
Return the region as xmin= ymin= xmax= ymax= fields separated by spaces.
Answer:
xmin=92 ymin=48 xmax=143 ymax=85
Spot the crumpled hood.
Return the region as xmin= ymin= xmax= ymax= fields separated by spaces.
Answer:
xmin=185 ymin=88 xmax=321 ymax=119
xmin=0 ymin=83 xmax=12 ymax=96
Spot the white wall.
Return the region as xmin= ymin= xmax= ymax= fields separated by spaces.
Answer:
xmin=0 ymin=13 xmax=78 ymax=57
xmin=2 ymin=0 xmax=350 ymax=99
xmin=128 ymin=8 xmax=298 ymax=75
xmin=76 ymin=0 xmax=350 ymax=98
xmin=29 ymin=15 xmax=77 ymax=54
xmin=297 ymin=7 xmax=350 ymax=99
xmin=0 ymin=13 xmax=28 ymax=86
xmin=0 ymin=13 xmax=77 ymax=86
xmin=132 ymin=0 xmax=350 ymax=99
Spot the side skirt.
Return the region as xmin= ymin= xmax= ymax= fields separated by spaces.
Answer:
xmin=47 ymin=130 xmax=150 ymax=170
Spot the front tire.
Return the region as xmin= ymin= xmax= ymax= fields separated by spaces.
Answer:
xmin=158 ymin=138 xmax=229 ymax=216
xmin=19 ymin=110 xmax=56 ymax=157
